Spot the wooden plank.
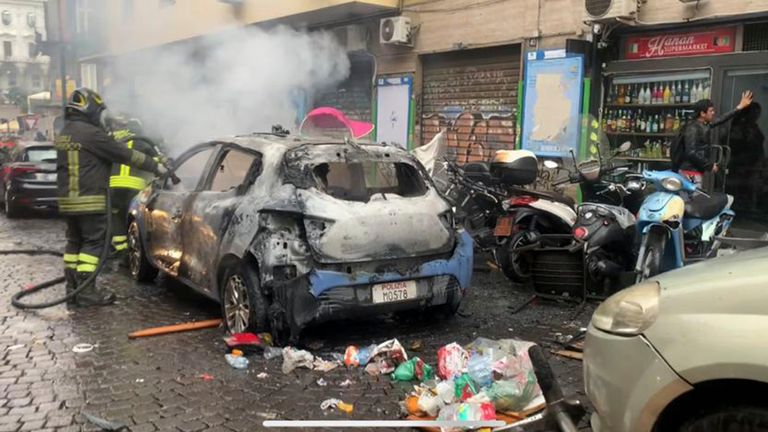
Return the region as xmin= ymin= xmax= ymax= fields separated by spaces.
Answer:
xmin=552 ymin=349 xmax=583 ymax=361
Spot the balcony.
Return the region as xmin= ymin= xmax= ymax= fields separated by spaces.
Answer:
xmin=108 ymin=0 xmax=399 ymax=55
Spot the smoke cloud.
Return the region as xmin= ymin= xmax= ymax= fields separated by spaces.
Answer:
xmin=105 ymin=25 xmax=351 ymax=153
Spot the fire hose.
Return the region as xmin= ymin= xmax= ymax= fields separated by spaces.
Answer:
xmin=4 ymin=136 xmax=177 ymax=309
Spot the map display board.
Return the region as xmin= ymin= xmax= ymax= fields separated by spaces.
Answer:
xmin=521 ymin=50 xmax=584 ymax=157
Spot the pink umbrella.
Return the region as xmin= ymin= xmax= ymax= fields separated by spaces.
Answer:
xmin=299 ymin=107 xmax=374 ymax=139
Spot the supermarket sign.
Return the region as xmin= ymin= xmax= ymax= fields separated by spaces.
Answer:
xmin=625 ymin=27 xmax=736 ymax=60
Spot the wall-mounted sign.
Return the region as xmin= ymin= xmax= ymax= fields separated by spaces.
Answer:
xmin=625 ymin=27 xmax=736 ymax=60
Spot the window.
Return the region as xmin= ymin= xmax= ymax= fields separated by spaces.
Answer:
xmin=75 ymin=0 xmax=92 ymax=34
xmin=122 ymin=0 xmax=134 ymax=21
xmin=209 ymin=150 xmax=260 ymax=192
xmin=26 ymin=12 xmax=35 ymax=28
xmin=1 ymin=11 xmax=11 ymax=25
xmin=311 ymin=161 xmax=427 ymax=202
xmin=80 ymin=63 xmax=98 ymax=91
xmin=25 ymin=147 xmax=57 ymax=163
xmin=8 ymin=69 xmax=16 ymax=87
xmin=168 ymin=148 xmax=215 ymax=192
xmin=3 ymin=41 xmax=11 ymax=58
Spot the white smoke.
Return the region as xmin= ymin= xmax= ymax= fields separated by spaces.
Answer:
xmin=105 ymin=25 xmax=351 ymax=152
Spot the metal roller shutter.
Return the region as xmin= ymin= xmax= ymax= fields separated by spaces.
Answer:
xmin=421 ymin=45 xmax=521 ymax=164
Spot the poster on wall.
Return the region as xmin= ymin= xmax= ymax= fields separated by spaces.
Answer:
xmin=521 ymin=50 xmax=584 ymax=157
xmin=375 ymin=76 xmax=412 ymax=149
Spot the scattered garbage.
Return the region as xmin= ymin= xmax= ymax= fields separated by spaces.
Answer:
xmin=128 ymin=318 xmax=221 ymax=339
xmin=339 ymin=379 xmax=354 ymax=388
xmin=282 ymin=347 xmax=314 ymax=374
xmin=321 ymin=398 xmax=354 ymax=414
xmin=5 ymin=344 xmax=24 ymax=351
xmin=82 ymin=412 xmax=129 ymax=431
xmin=344 ymin=338 xmax=408 ymax=375
xmin=467 ymin=352 xmax=493 ymax=388
xmin=198 ymin=374 xmax=215 ymax=382
xmin=391 ymin=357 xmax=435 ymax=382
xmin=225 ymin=353 xmax=248 ymax=369
xmin=486 ymin=377 xmax=539 ymax=412
xmin=135 ymin=378 xmax=144 ymax=383
xmin=313 ymin=357 xmax=341 ymax=372
xmin=72 ymin=343 xmax=95 ymax=353
xmin=437 ymin=343 xmax=469 ymax=380
xmin=454 ymin=373 xmax=480 ymax=401
xmin=231 ymin=349 xmax=244 ymax=357
xmin=316 ymin=378 xmax=328 ymax=387
xmin=409 ymin=339 xmax=423 ymax=352
xmin=438 ymin=402 xmax=497 ymax=423
xmin=263 ymin=346 xmax=283 ymax=360
xmin=257 ymin=372 xmax=269 ymax=379
xmin=343 ymin=344 xmax=375 ymax=367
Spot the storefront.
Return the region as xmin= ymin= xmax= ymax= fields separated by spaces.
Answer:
xmin=601 ymin=21 xmax=768 ymax=221
xmin=420 ymin=45 xmax=521 ymax=164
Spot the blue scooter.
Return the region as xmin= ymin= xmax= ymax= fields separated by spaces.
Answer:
xmin=634 ymin=170 xmax=735 ymax=281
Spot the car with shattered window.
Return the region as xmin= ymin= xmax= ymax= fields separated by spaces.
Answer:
xmin=127 ymin=133 xmax=472 ymax=343
xmin=584 ymin=246 xmax=768 ymax=432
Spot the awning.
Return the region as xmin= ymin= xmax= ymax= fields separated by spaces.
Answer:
xmin=300 ymin=107 xmax=374 ymax=139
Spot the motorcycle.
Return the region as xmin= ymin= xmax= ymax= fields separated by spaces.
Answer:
xmin=634 ymin=170 xmax=735 ymax=282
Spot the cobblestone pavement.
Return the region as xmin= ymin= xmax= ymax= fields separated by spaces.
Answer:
xmin=0 ymin=213 xmax=593 ymax=431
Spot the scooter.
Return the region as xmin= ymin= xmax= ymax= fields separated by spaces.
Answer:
xmin=634 ymin=170 xmax=735 ymax=282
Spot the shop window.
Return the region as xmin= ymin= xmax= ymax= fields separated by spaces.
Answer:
xmin=3 ymin=41 xmax=11 ymax=58
xmin=743 ymin=23 xmax=768 ymax=52
xmin=1 ymin=11 xmax=11 ymax=25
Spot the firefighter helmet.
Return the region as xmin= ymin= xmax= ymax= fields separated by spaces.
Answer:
xmin=66 ymin=87 xmax=107 ymax=126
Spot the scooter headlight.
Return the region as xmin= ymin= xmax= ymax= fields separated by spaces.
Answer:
xmin=592 ymin=281 xmax=660 ymax=336
xmin=660 ymin=177 xmax=683 ymax=192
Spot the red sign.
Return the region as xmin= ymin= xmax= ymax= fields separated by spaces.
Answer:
xmin=625 ymin=27 xmax=736 ymax=60
xmin=22 ymin=115 xmax=39 ymax=130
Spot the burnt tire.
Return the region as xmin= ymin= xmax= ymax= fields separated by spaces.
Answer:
xmin=637 ymin=230 xmax=666 ymax=283
xmin=498 ymin=231 xmax=533 ymax=284
xmin=221 ymin=263 xmax=269 ymax=334
xmin=128 ymin=220 xmax=158 ymax=282
xmin=678 ymin=406 xmax=768 ymax=432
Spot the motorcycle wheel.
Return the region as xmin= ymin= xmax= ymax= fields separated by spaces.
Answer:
xmin=497 ymin=231 xmax=532 ymax=284
xmin=637 ymin=231 xmax=666 ymax=283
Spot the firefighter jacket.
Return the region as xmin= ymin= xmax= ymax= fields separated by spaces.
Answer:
xmin=55 ymin=113 xmax=160 ymax=215
xmin=109 ymin=129 xmax=157 ymax=191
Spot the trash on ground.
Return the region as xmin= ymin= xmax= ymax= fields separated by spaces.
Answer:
xmin=5 ymin=344 xmax=24 ymax=351
xmin=225 ymin=353 xmax=249 ymax=369
xmin=282 ymin=347 xmax=314 ymax=374
xmin=72 ymin=343 xmax=95 ymax=353
xmin=467 ymin=352 xmax=493 ymax=388
xmin=82 ymin=412 xmax=129 ymax=431
xmin=128 ymin=318 xmax=222 ymax=339
xmin=345 ymin=338 xmax=408 ymax=374
xmin=313 ymin=357 xmax=341 ymax=372
xmin=135 ymin=378 xmax=144 ymax=383
xmin=552 ymin=349 xmax=583 ymax=361
xmin=223 ymin=332 xmax=270 ymax=355
xmin=321 ymin=398 xmax=354 ymax=414
xmin=316 ymin=378 xmax=328 ymax=387
xmin=391 ymin=357 xmax=435 ymax=382
xmin=339 ymin=379 xmax=354 ymax=387
xmin=257 ymin=372 xmax=269 ymax=379
xmin=343 ymin=344 xmax=375 ymax=367
xmin=437 ymin=342 xmax=468 ymax=380
xmin=263 ymin=346 xmax=283 ymax=360
xmin=231 ymin=349 xmax=244 ymax=357
xmin=409 ymin=339 xmax=423 ymax=352
xmin=438 ymin=402 xmax=497 ymax=422
xmin=198 ymin=373 xmax=215 ymax=381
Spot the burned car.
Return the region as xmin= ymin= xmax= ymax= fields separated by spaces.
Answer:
xmin=127 ymin=134 xmax=472 ymax=342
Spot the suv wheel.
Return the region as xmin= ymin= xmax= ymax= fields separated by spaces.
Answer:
xmin=221 ymin=263 xmax=268 ymax=334
xmin=128 ymin=220 xmax=158 ymax=282
xmin=4 ymin=188 xmax=19 ymax=218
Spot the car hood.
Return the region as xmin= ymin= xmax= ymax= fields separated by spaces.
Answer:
xmin=298 ymin=187 xmax=454 ymax=263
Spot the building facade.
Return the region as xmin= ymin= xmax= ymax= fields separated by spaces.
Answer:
xmin=0 ymin=0 xmax=49 ymax=101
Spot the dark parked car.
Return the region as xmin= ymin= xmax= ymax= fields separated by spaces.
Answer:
xmin=127 ymin=134 xmax=472 ymax=343
xmin=0 ymin=141 xmax=58 ymax=217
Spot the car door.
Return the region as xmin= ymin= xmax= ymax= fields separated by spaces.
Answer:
xmin=145 ymin=144 xmax=217 ymax=276
xmin=179 ymin=145 xmax=262 ymax=293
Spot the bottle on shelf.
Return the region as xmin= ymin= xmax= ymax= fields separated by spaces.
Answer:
xmin=673 ymin=109 xmax=681 ymax=131
xmin=646 ymin=112 xmax=653 ymax=133
xmin=675 ymin=81 xmax=682 ymax=104
xmin=663 ymin=82 xmax=672 ymax=104
xmin=682 ymin=80 xmax=691 ymax=104
xmin=642 ymin=84 xmax=651 ymax=104
xmin=665 ymin=111 xmax=674 ymax=133
xmin=625 ymin=84 xmax=632 ymax=104
xmin=617 ymin=85 xmax=625 ymax=105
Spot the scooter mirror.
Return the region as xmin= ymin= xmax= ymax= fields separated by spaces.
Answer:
xmin=543 ymin=160 xmax=559 ymax=169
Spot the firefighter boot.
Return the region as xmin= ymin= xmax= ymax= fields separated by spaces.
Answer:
xmin=75 ymin=272 xmax=116 ymax=307
xmin=64 ymin=268 xmax=78 ymax=306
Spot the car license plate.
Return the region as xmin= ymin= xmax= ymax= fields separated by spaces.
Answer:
xmin=372 ymin=280 xmax=417 ymax=304
xmin=494 ymin=216 xmax=514 ymax=237
xmin=42 ymin=173 xmax=56 ymax=181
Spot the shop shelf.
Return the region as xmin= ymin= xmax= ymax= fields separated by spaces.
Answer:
xmin=605 ymin=131 xmax=678 ymax=137
xmin=605 ymin=103 xmax=694 ymax=109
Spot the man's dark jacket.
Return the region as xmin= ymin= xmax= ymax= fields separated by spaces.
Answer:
xmin=55 ymin=112 xmax=160 ymax=215
xmin=680 ymin=108 xmax=740 ymax=172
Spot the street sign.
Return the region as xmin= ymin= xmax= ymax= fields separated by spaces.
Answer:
xmin=22 ymin=115 xmax=39 ymax=130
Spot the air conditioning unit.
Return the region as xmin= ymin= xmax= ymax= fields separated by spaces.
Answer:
xmin=584 ymin=0 xmax=638 ymax=22
xmin=334 ymin=25 xmax=368 ymax=52
xmin=379 ymin=16 xmax=412 ymax=46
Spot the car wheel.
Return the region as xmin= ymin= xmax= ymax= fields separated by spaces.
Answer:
xmin=637 ymin=230 xmax=666 ymax=282
xmin=679 ymin=406 xmax=768 ymax=432
xmin=221 ymin=263 xmax=269 ymax=334
xmin=128 ymin=220 xmax=158 ymax=282
xmin=498 ymin=231 xmax=533 ymax=284
xmin=4 ymin=188 xmax=19 ymax=218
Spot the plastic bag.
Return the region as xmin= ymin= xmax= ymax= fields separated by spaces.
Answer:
xmin=281 ymin=347 xmax=314 ymax=374
xmin=454 ymin=373 xmax=479 ymax=401
xmin=417 ymin=392 xmax=442 ymax=417
xmin=435 ymin=380 xmax=456 ymax=405
xmin=437 ymin=402 xmax=496 ymax=432
xmin=367 ymin=339 xmax=408 ymax=374
xmin=344 ymin=344 xmax=376 ymax=367
xmin=313 ymin=357 xmax=341 ymax=372
xmin=467 ymin=353 xmax=493 ymax=388
xmin=437 ymin=343 xmax=469 ymax=380
xmin=224 ymin=354 xmax=248 ymax=369
xmin=391 ymin=357 xmax=435 ymax=382
xmin=263 ymin=346 xmax=283 ymax=360
xmin=486 ymin=373 xmax=539 ymax=412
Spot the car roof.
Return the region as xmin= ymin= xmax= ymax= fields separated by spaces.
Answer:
xmin=225 ymin=133 xmax=400 ymax=156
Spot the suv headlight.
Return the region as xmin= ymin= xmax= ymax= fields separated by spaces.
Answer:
xmin=592 ymin=281 xmax=660 ymax=335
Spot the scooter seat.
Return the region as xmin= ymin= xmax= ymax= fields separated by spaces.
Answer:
xmin=463 ymin=162 xmax=493 ymax=183
xmin=510 ymin=187 xmax=576 ymax=208
xmin=685 ymin=192 xmax=729 ymax=220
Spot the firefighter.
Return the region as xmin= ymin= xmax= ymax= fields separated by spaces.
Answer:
xmin=55 ymin=88 xmax=165 ymax=306
xmin=108 ymin=116 xmax=158 ymax=257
